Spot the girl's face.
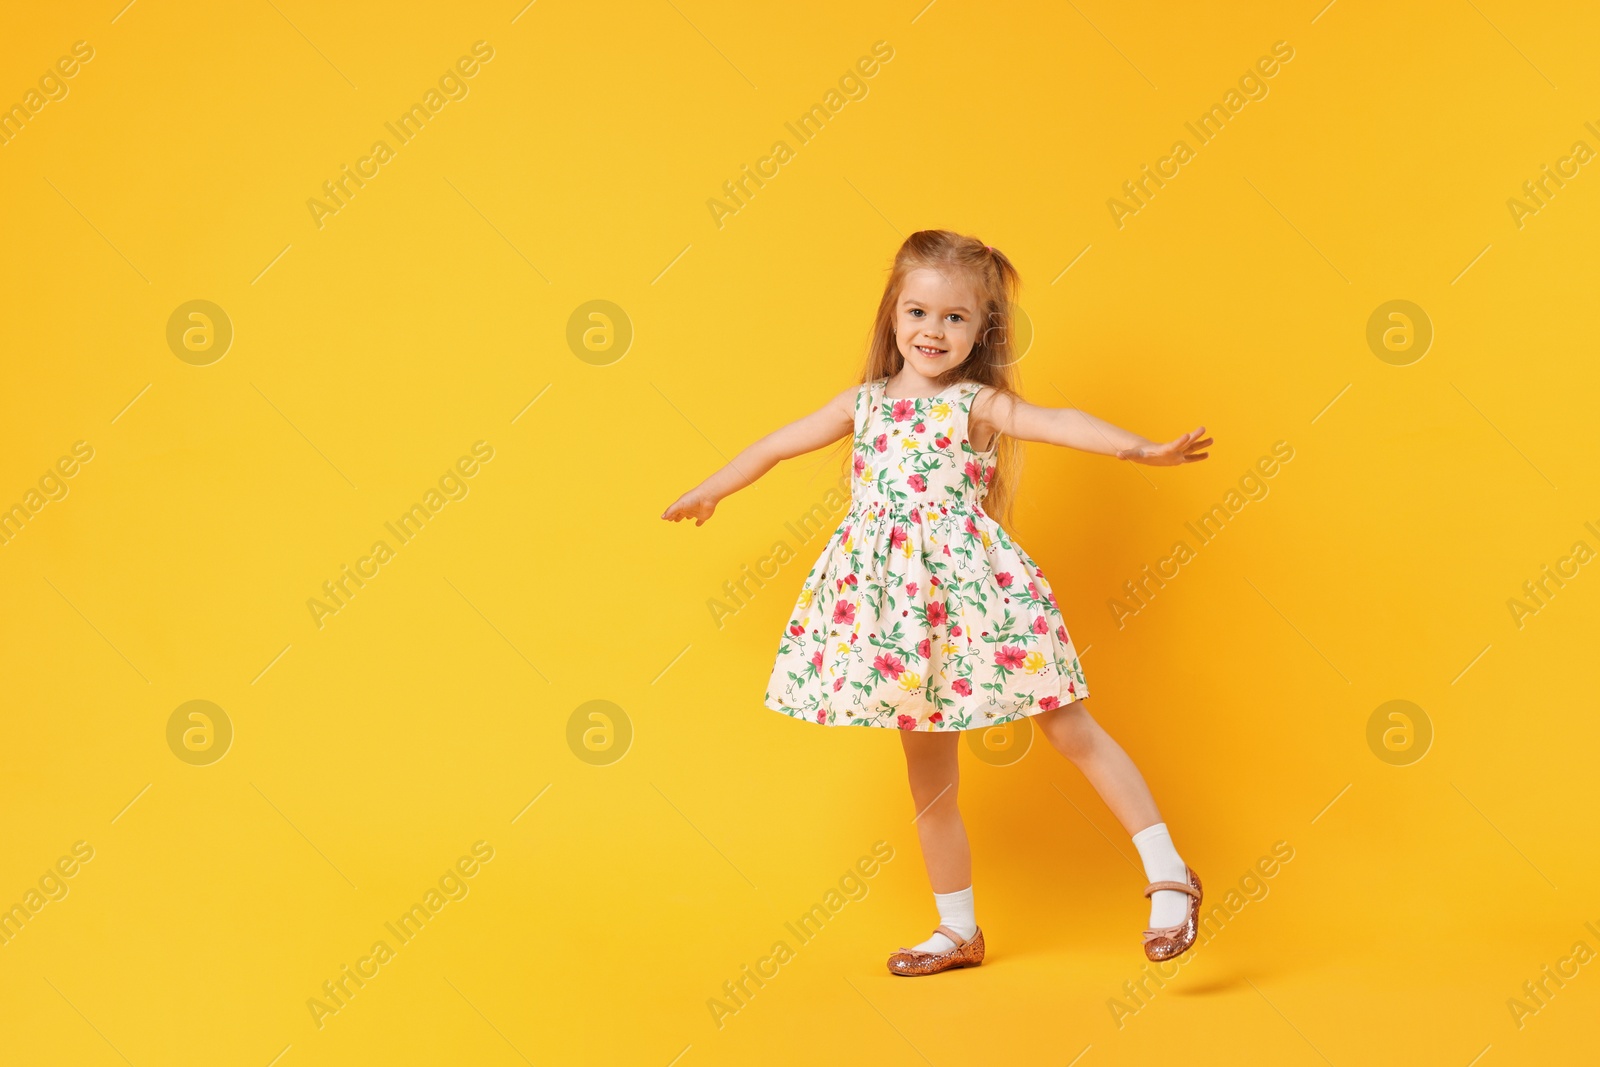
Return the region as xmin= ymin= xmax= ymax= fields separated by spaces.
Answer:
xmin=893 ymin=267 xmax=982 ymax=380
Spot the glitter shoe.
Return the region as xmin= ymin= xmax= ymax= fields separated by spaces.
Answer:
xmin=1141 ymin=866 xmax=1203 ymax=962
xmin=886 ymin=925 xmax=985 ymax=976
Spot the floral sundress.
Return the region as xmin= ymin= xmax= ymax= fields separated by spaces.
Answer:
xmin=763 ymin=376 xmax=1090 ymax=731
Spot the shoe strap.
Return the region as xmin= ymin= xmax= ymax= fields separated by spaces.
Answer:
xmin=894 ymin=924 xmax=970 ymax=957
xmin=1143 ymin=873 xmax=1200 ymax=898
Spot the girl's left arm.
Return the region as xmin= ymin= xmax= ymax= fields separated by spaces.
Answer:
xmin=977 ymin=388 xmax=1211 ymax=466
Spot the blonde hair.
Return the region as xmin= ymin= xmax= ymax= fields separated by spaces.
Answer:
xmin=834 ymin=229 xmax=1026 ymax=525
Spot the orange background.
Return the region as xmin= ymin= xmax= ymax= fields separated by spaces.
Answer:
xmin=2 ymin=1 xmax=1597 ymax=1063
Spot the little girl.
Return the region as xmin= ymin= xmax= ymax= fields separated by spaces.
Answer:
xmin=662 ymin=229 xmax=1213 ymax=975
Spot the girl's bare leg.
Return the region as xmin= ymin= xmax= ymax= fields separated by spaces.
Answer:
xmin=1035 ymin=699 xmax=1192 ymax=927
xmin=1034 ymin=699 xmax=1162 ymax=834
xmin=899 ymin=728 xmax=969 ymax=891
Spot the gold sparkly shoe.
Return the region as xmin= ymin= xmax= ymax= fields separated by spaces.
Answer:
xmin=886 ymin=925 xmax=985 ymax=976
xmin=1141 ymin=866 xmax=1203 ymax=962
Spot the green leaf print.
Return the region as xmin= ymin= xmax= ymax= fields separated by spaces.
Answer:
xmin=978 ymin=608 xmax=1031 ymax=645
xmin=872 ymin=466 xmax=909 ymax=504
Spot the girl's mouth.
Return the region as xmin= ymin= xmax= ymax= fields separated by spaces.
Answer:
xmin=915 ymin=345 xmax=946 ymax=356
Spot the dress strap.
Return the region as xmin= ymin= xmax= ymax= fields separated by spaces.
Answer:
xmin=961 ymin=380 xmax=997 ymax=454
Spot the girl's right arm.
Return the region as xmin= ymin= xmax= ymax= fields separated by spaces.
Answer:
xmin=660 ymin=384 xmax=860 ymax=526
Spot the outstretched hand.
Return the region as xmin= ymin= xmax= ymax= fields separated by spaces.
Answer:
xmin=661 ymin=489 xmax=718 ymax=526
xmin=1117 ymin=427 xmax=1212 ymax=466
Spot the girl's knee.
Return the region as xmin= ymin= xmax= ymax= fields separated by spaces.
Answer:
xmin=1041 ymin=700 xmax=1098 ymax=760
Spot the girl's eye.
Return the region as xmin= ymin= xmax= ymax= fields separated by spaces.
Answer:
xmin=909 ymin=309 xmax=923 ymax=317
xmin=948 ymin=314 xmax=964 ymax=323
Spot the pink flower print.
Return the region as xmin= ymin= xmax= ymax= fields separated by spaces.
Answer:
xmin=951 ymin=623 xmax=962 ymax=637
xmin=811 ymin=650 xmax=824 ymax=668
xmin=910 ymin=507 xmax=921 ymax=524
xmin=816 ymin=709 xmax=827 ymax=723
xmin=995 ymin=645 xmax=1027 ymax=669
xmin=844 ymin=573 xmax=858 ymax=587
xmin=1032 ymin=616 xmax=1048 ymax=635
xmin=889 ymin=525 xmax=909 ymax=549
xmin=1028 ymin=581 xmax=1041 ymax=600
xmin=964 ymin=517 xmax=980 ymax=536
xmin=996 ymin=571 xmax=1014 ymax=587
xmin=1056 ymin=624 xmax=1068 ymax=643
xmin=928 ymin=711 xmax=944 ymax=724
xmin=952 ymin=677 xmax=972 ymax=696
xmin=1039 ymin=696 xmax=1061 ymax=711
xmin=896 ymin=714 xmax=918 ymax=730
xmin=935 ymin=434 xmax=950 ymax=448
xmin=788 ymin=623 xmax=804 ymax=637
xmin=834 ymin=677 xmax=846 ymax=691
xmin=892 ymin=400 xmax=916 ymax=422
xmin=905 ymin=581 xmax=919 ymax=597
xmin=926 ymin=600 xmax=948 ymax=626
xmin=874 ymin=652 xmax=906 ymax=678
xmin=833 ymin=600 xmax=856 ymax=625
xmin=918 ymin=638 xmax=931 ymax=658
xmin=964 ymin=459 xmax=983 ymax=485
xmin=853 ymin=454 xmax=865 ymax=478
xmin=1048 ymin=591 xmax=1058 ymax=608
xmin=982 ymin=463 xmax=995 ymax=484
xmin=1067 ymin=681 xmax=1077 ymax=697
xmin=908 ymin=473 xmax=927 ymax=493
xmin=874 ymin=433 xmax=888 ymax=452
xmin=942 ymin=543 xmax=952 ymax=558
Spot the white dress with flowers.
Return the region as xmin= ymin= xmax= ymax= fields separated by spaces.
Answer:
xmin=763 ymin=376 xmax=1089 ymax=731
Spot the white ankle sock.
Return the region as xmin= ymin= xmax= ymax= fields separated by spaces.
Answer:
xmin=1131 ymin=822 xmax=1190 ymax=928
xmin=911 ymin=885 xmax=977 ymax=953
